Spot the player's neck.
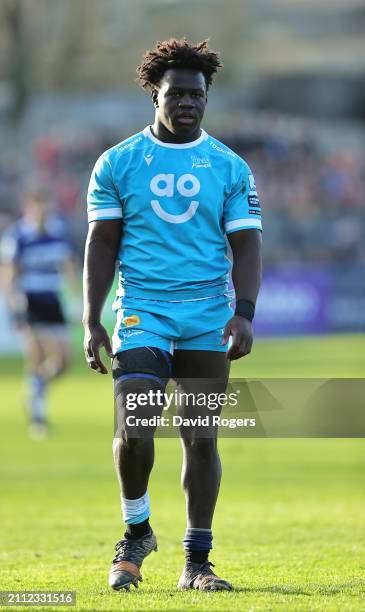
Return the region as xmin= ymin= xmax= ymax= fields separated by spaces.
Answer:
xmin=151 ymin=120 xmax=201 ymax=144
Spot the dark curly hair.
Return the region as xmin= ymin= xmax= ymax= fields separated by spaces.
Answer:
xmin=136 ymin=38 xmax=222 ymax=91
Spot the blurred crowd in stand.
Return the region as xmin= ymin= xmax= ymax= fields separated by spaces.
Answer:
xmin=0 ymin=118 xmax=364 ymax=269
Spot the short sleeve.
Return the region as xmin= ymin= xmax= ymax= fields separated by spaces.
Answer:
xmin=87 ymin=152 xmax=123 ymax=222
xmin=223 ymin=161 xmax=262 ymax=234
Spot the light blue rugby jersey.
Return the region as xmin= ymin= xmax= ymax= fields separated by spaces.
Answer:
xmin=87 ymin=125 xmax=262 ymax=301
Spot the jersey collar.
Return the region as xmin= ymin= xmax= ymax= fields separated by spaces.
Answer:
xmin=143 ymin=125 xmax=208 ymax=149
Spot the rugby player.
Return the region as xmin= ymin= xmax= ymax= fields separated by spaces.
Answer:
xmin=83 ymin=38 xmax=262 ymax=592
xmin=1 ymin=187 xmax=78 ymax=438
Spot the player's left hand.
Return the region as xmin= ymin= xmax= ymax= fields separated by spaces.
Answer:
xmin=221 ymin=315 xmax=253 ymax=361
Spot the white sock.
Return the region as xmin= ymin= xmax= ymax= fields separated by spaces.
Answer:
xmin=121 ymin=491 xmax=150 ymax=524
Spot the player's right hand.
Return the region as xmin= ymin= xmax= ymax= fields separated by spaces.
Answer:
xmin=83 ymin=322 xmax=113 ymax=374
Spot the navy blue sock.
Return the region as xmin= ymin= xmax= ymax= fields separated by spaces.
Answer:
xmin=184 ymin=528 xmax=212 ymax=565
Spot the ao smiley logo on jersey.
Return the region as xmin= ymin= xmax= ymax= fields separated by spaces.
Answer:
xmin=149 ymin=173 xmax=200 ymax=224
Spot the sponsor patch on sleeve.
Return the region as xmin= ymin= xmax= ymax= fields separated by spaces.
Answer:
xmin=248 ymin=194 xmax=260 ymax=208
xmin=248 ymin=173 xmax=257 ymax=192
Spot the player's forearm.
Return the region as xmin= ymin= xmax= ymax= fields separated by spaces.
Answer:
xmin=64 ymin=257 xmax=81 ymax=295
xmin=230 ymin=230 xmax=262 ymax=303
xmin=82 ymin=234 xmax=117 ymax=326
xmin=1 ymin=263 xmax=18 ymax=302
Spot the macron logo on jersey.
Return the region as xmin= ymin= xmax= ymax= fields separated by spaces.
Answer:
xmin=150 ymin=173 xmax=200 ymax=224
xmin=144 ymin=154 xmax=153 ymax=166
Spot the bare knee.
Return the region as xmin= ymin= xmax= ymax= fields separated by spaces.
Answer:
xmin=56 ymin=352 xmax=70 ymax=376
xmin=182 ymin=436 xmax=218 ymax=459
xmin=53 ymin=343 xmax=71 ymax=376
xmin=113 ymin=434 xmax=151 ymax=457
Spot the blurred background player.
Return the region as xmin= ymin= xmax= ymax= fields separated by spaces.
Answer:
xmin=0 ymin=187 xmax=79 ymax=438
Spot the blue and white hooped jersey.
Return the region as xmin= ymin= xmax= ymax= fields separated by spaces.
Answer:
xmin=0 ymin=216 xmax=72 ymax=295
xmin=87 ymin=125 xmax=262 ymax=301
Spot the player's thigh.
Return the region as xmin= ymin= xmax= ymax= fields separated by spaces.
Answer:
xmin=172 ymin=349 xmax=230 ymax=380
xmin=172 ymin=350 xmax=229 ymax=439
xmin=112 ymin=347 xmax=171 ymax=439
xmin=34 ymin=327 xmax=70 ymax=367
xmin=41 ymin=331 xmax=70 ymax=358
xmin=25 ymin=295 xmax=69 ymax=365
xmin=23 ymin=327 xmax=45 ymax=367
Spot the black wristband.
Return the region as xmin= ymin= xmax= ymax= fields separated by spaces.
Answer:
xmin=235 ymin=299 xmax=255 ymax=322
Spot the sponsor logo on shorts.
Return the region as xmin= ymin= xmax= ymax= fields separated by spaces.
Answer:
xmin=123 ymin=314 xmax=140 ymax=327
xmin=249 ymin=209 xmax=262 ymax=216
xmin=124 ymin=329 xmax=144 ymax=337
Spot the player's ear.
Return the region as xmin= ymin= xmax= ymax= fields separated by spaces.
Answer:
xmin=151 ymin=89 xmax=159 ymax=108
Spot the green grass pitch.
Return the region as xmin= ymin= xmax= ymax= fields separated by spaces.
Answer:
xmin=1 ymin=334 xmax=364 ymax=611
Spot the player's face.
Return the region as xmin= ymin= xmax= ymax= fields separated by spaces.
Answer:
xmin=25 ymin=198 xmax=48 ymax=226
xmin=153 ymin=69 xmax=207 ymax=139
